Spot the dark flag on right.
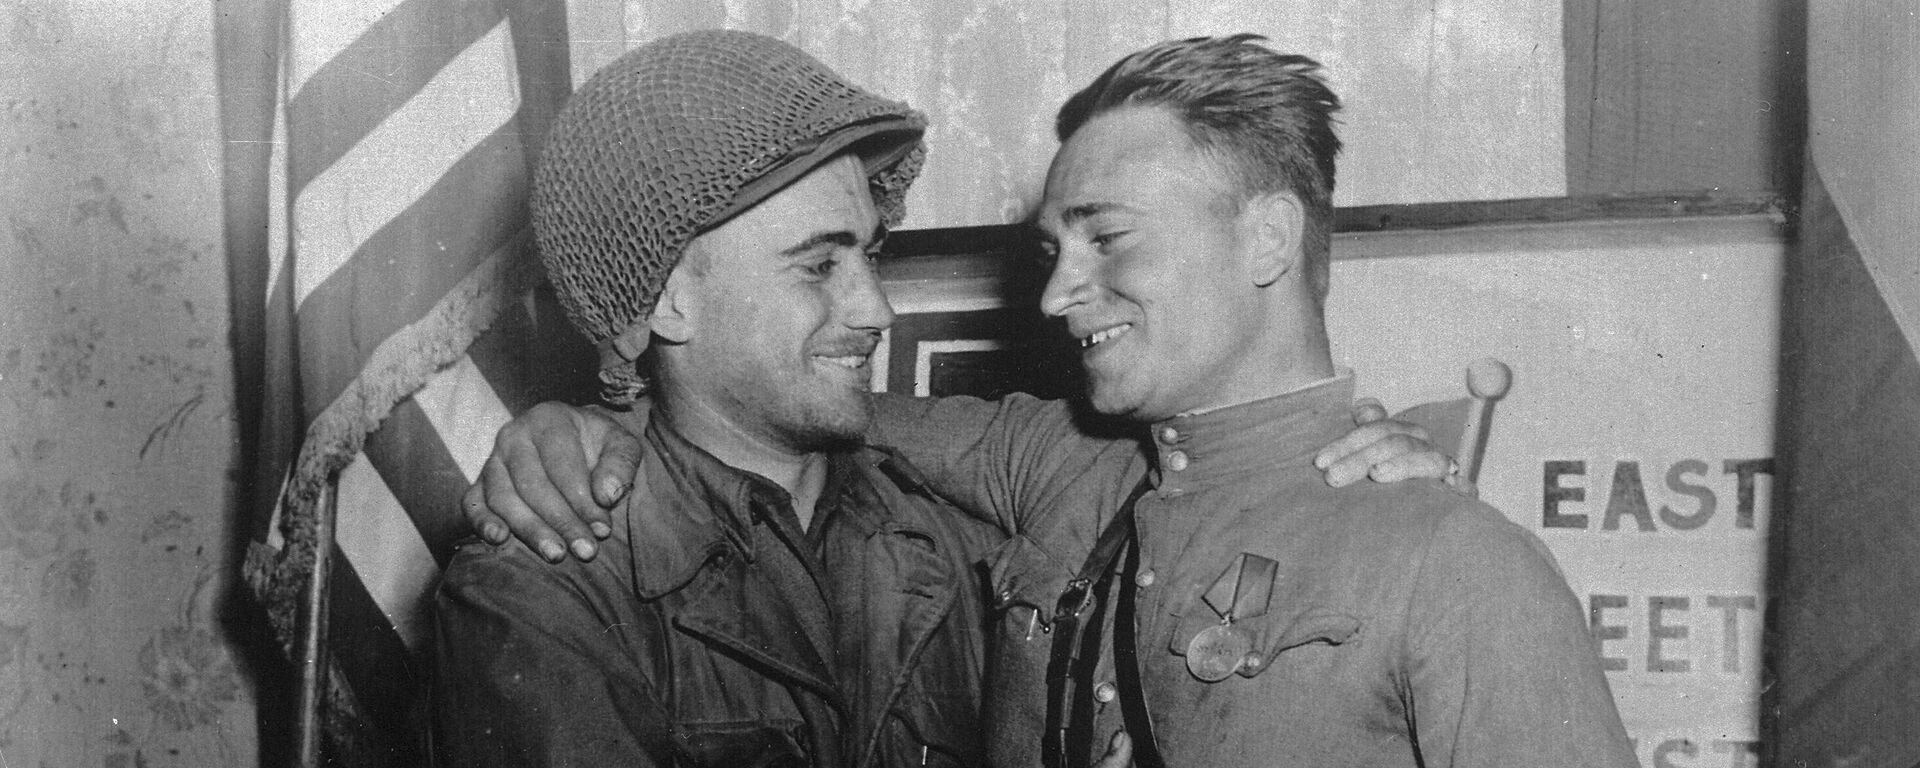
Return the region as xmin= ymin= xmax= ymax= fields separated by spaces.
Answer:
xmin=1767 ymin=3 xmax=1920 ymax=765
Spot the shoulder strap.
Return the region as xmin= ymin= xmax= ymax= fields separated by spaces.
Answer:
xmin=1113 ymin=529 xmax=1166 ymax=768
xmin=1043 ymin=477 xmax=1160 ymax=768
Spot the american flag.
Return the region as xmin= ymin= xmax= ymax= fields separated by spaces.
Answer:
xmin=225 ymin=0 xmax=590 ymax=762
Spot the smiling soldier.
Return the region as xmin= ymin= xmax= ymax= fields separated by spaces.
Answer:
xmin=431 ymin=31 xmax=1001 ymax=768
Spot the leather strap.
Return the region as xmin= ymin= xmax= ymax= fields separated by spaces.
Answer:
xmin=1112 ymin=526 xmax=1166 ymax=768
xmin=1043 ymin=477 xmax=1154 ymax=768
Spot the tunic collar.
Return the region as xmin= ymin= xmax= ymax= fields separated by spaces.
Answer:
xmin=628 ymin=410 xmax=885 ymax=597
xmin=1145 ymin=370 xmax=1357 ymax=498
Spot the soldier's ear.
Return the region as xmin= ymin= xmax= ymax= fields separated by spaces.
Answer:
xmin=645 ymin=263 xmax=700 ymax=344
xmin=1243 ymin=191 xmax=1305 ymax=288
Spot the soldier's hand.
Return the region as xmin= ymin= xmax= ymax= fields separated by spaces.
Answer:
xmin=460 ymin=401 xmax=645 ymax=562
xmin=1089 ymin=731 xmax=1133 ymax=768
xmin=1312 ymin=398 xmax=1458 ymax=488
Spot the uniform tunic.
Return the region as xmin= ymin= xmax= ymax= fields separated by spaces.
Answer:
xmin=873 ymin=374 xmax=1636 ymax=767
xmin=434 ymin=412 xmax=1001 ymax=768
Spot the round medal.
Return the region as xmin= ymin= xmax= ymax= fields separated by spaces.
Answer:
xmin=1185 ymin=623 xmax=1253 ymax=682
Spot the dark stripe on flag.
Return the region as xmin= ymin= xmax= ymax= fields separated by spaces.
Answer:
xmin=363 ymin=398 xmax=473 ymax=566
xmin=326 ymin=553 xmax=427 ymax=763
xmin=1769 ymin=163 xmax=1920 ymax=766
xmin=286 ymin=0 xmax=508 ymax=195
xmin=292 ymin=122 xmax=530 ymax=417
xmin=503 ymin=0 xmax=573 ymax=167
xmin=465 ymin=287 xmax=599 ymax=414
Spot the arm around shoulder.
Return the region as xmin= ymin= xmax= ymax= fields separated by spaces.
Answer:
xmin=867 ymin=391 xmax=1130 ymax=533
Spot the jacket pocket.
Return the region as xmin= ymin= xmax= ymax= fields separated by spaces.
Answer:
xmin=887 ymin=685 xmax=984 ymax=767
xmin=1163 ymin=555 xmax=1364 ymax=680
xmin=1166 ymin=603 xmax=1363 ymax=680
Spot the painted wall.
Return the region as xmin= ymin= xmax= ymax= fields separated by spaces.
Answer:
xmin=0 ymin=1 xmax=257 ymax=766
xmin=576 ymin=0 xmax=1568 ymax=225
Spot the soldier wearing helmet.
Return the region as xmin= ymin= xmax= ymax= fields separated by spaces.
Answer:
xmin=433 ymin=30 xmax=999 ymax=767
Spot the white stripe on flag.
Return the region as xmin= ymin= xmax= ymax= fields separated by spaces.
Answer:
xmin=334 ymin=452 xmax=440 ymax=650
xmin=291 ymin=20 xmax=521 ymax=309
xmin=264 ymin=473 xmax=290 ymax=551
xmin=412 ymin=351 xmax=513 ymax=484
xmin=286 ymin=0 xmax=413 ymax=97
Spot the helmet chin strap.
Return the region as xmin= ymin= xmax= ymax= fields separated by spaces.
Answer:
xmin=596 ymin=322 xmax=654 ymax=406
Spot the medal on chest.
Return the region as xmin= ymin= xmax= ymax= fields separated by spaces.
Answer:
xmin=1185 ymin=622 xmax=1254 ymax=682
xmin=1185 ymin=553 xmax=1279 ymax=682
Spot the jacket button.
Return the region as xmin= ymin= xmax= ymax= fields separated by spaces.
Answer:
xmin=1135 ymin=569 xmax=1156 ymax=588
xmin=1093 ymin=681 xmax=1117 ymax=703
xmin=1165 ymin=450 xmax=1189 ymax=472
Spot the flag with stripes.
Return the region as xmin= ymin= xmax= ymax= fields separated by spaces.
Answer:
xmin=225 ymin=0 xmax=591 ymax=763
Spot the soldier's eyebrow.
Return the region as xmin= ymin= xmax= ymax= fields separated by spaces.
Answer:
xmin=1057 ymin=202 xmax=1130 ymax=227
xmin=779 ymin=230 xmax=859 ymax=258
xmin=778 ymin=224 xmax=889 ymax=259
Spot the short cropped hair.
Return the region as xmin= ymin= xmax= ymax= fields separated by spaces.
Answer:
xmin=1056 ymin=34 xmax=1343 ymax=302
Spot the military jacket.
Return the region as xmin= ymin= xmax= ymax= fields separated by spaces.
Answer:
xmin=434 ymin=413 xmax=999 ymax=768
xmin=873 ymin=377 xmax=1637 ymax=767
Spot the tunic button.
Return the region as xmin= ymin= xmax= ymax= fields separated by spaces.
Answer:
xmin=1093 ymin=681 xmax=1117 ymax=703
xmin=1165 ymin=450 xmax=1189 ymax=472
xmin=1135 ymin=569 xmax=1156 ymax=588
xmin=1159 ymin=426 xmax=1180 ymax=444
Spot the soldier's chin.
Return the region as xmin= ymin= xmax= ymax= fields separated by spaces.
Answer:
xmin=783 ymin=402 xmax=870 ymax=452
xmin=1087 ymin=384 xmax=1173 ymax=424
xmin=1084 ymin=378 xmax=1139 ymax=419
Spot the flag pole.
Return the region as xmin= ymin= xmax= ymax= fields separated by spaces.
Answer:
xmin=1454 ymin=358 xmax=1512 ymax=485
xmin=293 ymin=477 xmax=339 ymax=768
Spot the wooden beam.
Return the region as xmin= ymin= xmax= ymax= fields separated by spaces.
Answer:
xmin=1332 ymin=191 xmax=1789 ymax=233
xmin=880 ymin=190 xmax=1790 ymax=276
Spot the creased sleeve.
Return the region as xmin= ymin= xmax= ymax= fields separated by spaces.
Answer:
xmin=867 ymin=391 xmax=1134 ymax=535
xmin=432 ymin=540 xmax=671 ymax=768
xmin=1404 ymin=511 xmax=1640 ymax=768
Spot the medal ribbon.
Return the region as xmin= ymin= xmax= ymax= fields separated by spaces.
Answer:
xmin=1202 ymin=553 xmax=1278 ymax=623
